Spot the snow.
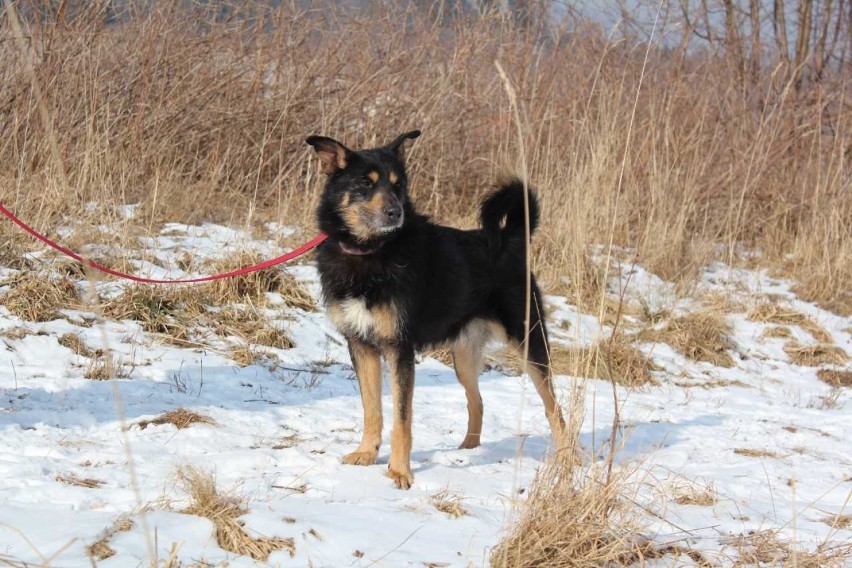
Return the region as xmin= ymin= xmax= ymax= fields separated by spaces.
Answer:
xmin=1 ymin=221 xmax=850 ymax=567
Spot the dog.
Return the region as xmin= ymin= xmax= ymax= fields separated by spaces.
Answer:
xmin=305 ymin=130 xmax=564 ymax=489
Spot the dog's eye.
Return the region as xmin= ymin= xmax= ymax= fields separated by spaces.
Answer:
xmin=353 ymin=184 xmax=372 ymax=198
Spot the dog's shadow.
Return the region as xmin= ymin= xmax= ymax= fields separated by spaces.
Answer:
xmin=407 ymin=434 xmax=554 ymax=473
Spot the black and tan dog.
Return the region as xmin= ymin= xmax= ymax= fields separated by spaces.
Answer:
xmin=305 ymin=130 xmax=564 ymax=489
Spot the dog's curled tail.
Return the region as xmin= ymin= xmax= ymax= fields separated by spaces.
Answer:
xmin=480 ymin=177 xmax=540 ymax=258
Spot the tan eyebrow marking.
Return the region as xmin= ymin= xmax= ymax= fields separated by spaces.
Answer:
xmin=388 ymin=171 xmax=398 ymax=184
xmin=367 ymin=171 xmax=380 ymax=184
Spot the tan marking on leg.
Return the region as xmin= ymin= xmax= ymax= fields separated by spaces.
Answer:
xmin=369 ymin=302 xmax=399 ymax=341
xmin=385 ymin=347 xmax=415 ymax=489
xmin=509 ymin=339 xmax=566 ymax=440
xmin=342 ymin=339 xmax=383 ymax=466
xmin=367 ymin=171 xmax=380 ymax=184
xmin=452 ymin=340 xmax=484 ymax=449
xmin=388 ymin=171 xmax=398 ymax=184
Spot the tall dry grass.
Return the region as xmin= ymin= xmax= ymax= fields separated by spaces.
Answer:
xmin=1 ymin=1 xmax=849 ymax=312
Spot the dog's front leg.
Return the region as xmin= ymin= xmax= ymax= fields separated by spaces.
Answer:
xmin=341 ymin=338 xmax=383 ymax=466
xmin=385 ymin=344 xmax=415 ymax=489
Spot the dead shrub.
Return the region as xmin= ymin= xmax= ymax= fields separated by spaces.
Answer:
xmin=490 ymin=457 xmax=659 ymax=567
xmin=177 ymin=466 xmax=294 ymax=561
xmin=784 ymin=342 xmax=848 ymax=367
xmin=748 ymin=302 xmax=833 ymax=343
xmin=1 ymin=274 xmax=78 ymax=322
xmin=138 ymin=409 xmax=215 ymax=430
xmin=642 ymin=312 xmax=736 ymax=368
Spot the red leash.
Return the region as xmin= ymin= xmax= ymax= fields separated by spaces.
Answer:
xmin=0 ymin=203 xmax=328 ymax=284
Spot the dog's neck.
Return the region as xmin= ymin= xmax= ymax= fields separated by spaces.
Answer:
xmin=337 ymin=240 xmax=382 ymax=256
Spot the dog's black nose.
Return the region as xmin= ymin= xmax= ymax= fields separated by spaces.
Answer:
xmin=385 ymin=206 xmax=401 ymax=220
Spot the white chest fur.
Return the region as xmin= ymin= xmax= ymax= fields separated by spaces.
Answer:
xmin=327 ymin=298 xmax=399 ymax=342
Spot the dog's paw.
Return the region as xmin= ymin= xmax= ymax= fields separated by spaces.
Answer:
xmin=386 ymin=467 xmax=414 ymax=490
xmin=341 ymin=451 xmax=378 ymax=466
xmin=458 ymin=435 xmax=481 ymax=449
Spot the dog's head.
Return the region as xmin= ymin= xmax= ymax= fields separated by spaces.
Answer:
xmin=306 ymin=130 xmax=420 ymax=246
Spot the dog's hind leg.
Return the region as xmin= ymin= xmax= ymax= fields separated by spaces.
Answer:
xmin=385 ymin=345 xmax=416 ymax=489
xmin=503 ymin=281 xmax=566 ymax=440
xmin=522 ymin=321 xmax=566 ymax=440
xmin=342 ymin=339 xmax=383 ymax=466
xmin=452 ymin=341 xmax=484 ymax=449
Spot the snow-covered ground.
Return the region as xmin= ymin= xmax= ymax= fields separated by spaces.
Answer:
xmin=0 ymin=221 xmax=850 ymax=567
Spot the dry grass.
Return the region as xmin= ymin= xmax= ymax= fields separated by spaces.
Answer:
xmin=727 ymin=529 xmax=852 ymax=567
xmin=55 ymin=474 xmax=105 ymax=488
xmin=733 ymin=448 xmax=781 ymax=459
xmin=700 ymin=292 xmax=748 ymax=314
xmin=748 ymin=302 xmax=833 ymax=343
xmin=0 ymin=274 xmax=78 ymax=322
xmin=0 ymin=2 xmax=847 ymax=319
xmin=784 ymin=342 xmax=849 ymax=367
xmin=101 ymin=285 xmax=296 ymax=349
xmin=760 ymin=326 xmax=794 ymax=340
xmin=817 ymin=369 xmax=852 ymax=388
xmin=230 ymin=345 xmax=262 ymax=367
xmin=58 ymin=333 xmax=98 ymax=358
xmin=641 ymin=312 xmax=737 ymax=368
xmin=177 ymin=466 xmax=295 ymax=561
xmin=208 ymin=308 xmax=295 ymax=350
xmin=202 ymin=252 xmax=315 ymax=311
xmin=562 ymin=253 xmax=609 ymax=316
xmin=86 ymin=517 xmax=133 ymax=561
xmin=84 ymin=354 xmax=132 ymax=380
xmin=0 ymin=327 xmax=36 ymax=341
xmin=137 ymin=409 xmax=215 ymax=430
xmin=430 ymin=490 xmax=469 ymax=518
xmin=489 ymin=456 xmax=706 ymax=567
xmin=491 ymin=462 xmax=639 ymax=567
xmin=101 ymin=285 xmax=205 ymax=340
xmin=675 ymin=378 xmax=751 ymax=389
xmin=671 ymin=481 xmax=719 ymax=507
xmin=822 ymin=514 xmax=852 ymax=530
xmin=545 ymin=337 xmax=659 ymax=387
xmin=423 ymin=348 xmax=455 ymax=367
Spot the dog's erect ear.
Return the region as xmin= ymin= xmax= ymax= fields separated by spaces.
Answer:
xmin=305 ymin=136 xmax=351 ymax=175
xmin=386 ymin=130 xmax=421 ymax=161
